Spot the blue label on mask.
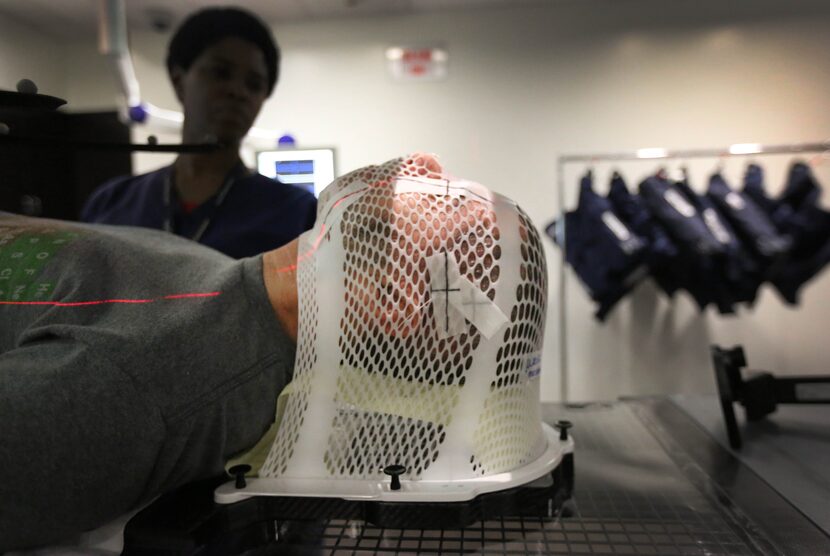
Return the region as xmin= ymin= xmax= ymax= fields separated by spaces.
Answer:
xmin=526 ymin=353 xmax=542 ymax=379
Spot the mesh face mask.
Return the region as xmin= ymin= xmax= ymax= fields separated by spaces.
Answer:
xmin=219 ymin=154 xmax=568 ymax=503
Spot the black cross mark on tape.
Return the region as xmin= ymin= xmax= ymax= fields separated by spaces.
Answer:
xmin=429 ymin=251 xmax=459 ymax=333
xmin=460 ymin=285 xmax=490 ymax=323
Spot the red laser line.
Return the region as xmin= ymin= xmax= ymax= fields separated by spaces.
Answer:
xmin=274 ymin=224 xmax=328 ymax=273
xmin=54 ymin=299 xmax=153 ymax=306
xmin=163 ymin=292 xmax=221 ymax=299
xmin=0 ymin=292 xmax=221 ymax=307
xmin=276 ymin=169 xmax=447 ymax=275
xmin=7 ymin=190 xmax=385 ymax=305
xmin=271 ymin=186 xmax=371 ymax=274
xmin=331 ymin=187 xmax=368 ymax=209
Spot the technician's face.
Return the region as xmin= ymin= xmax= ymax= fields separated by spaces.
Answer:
xmin=172 ymin=36 xmax=269 ymax=145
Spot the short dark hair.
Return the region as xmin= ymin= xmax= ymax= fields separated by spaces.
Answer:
xmin=166 ymin=7 xmax=280 ymax=95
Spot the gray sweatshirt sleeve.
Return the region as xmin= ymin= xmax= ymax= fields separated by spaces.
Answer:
xmin=0 ymin=217 xmax=295 ymax=551
xmin=0 ymin=339 xmax=165 ymax=548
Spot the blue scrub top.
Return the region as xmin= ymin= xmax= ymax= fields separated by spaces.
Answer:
xmin=81 ymin=166 xmax=317 ymax=259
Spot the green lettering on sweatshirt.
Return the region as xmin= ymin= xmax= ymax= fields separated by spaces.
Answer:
xmin=0 ymin=227 xmax=78 ymax=302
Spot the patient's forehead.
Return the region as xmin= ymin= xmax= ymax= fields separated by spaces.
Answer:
xmin=319 ymin=154 xmax=443 ymax=206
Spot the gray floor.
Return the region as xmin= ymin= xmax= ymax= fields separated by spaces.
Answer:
xmin=671 ymin=394 xmax=830 ymax=536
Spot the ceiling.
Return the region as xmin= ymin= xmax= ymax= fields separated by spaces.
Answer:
xmin=0 ymin=0 xmax=554 ymax=39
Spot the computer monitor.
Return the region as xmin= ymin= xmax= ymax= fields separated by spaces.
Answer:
xmin=257 ymin=148 xmax=335 ymax=198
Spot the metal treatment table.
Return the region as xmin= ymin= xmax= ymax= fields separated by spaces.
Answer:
xmin=125 ymin=398 xmax=830 ymax=555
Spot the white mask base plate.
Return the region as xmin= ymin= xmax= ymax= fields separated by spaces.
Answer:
xmin=215 ymin=423 xmax=572 ymax=504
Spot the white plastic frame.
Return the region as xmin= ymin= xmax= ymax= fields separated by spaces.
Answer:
xmin=215 ymin=423 xmax=573 ymax=504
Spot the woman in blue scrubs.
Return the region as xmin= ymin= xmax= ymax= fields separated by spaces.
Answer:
xmin=82 ymin=7 xmax=317 ymax=258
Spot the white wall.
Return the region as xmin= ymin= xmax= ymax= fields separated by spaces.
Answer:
xmin=0 ymin=12 xmax=65 ymax=99
xmin=12 ymin=0 xmax=830 ymax=401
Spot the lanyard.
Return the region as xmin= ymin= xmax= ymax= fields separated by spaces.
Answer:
xmin=163 ymin=163 xmax=244 ymax=242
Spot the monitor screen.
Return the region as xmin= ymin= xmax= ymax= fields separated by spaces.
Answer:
xmin=257 ymin=148 xmax=335 ymax=198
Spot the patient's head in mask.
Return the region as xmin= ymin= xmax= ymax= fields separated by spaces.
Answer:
xmin=276 ymin=151 xmax=541 ymax=381
xmin=324 ymin=155 xmax=500 ymax=339
xmin=259 ymin=152 xmax=548 ymax=480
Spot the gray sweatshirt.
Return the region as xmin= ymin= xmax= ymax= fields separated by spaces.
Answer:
xmin=0 ymin=213 xmax=294 ymax=550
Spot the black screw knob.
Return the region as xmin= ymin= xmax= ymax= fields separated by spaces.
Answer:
xmin=555 ymin=420 xmax=573 ymax=441
xmin=16 ymin=79 xmax=38 ymax=95
xmin=383 ymin=464 xmax=407 ymax=491
xmin=228 ymin=464 xmax=252 ymax=489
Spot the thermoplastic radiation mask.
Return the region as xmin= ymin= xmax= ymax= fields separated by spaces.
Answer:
xmin=217 ymin=153 xmax=572 ymax=505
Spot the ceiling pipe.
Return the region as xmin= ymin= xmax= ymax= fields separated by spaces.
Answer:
xmin=97 ymin=0 xmax=142 ymax=114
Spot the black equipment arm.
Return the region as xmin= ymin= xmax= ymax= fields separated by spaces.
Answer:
xmin=710 ymin=344 xmax=830 ymax=449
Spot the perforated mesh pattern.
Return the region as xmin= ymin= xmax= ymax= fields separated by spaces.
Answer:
xmin=470 ymin=210 xmax=547 ymax=475
xmin=261 ymin=154 xmax=551 ymax=482
xmin=322 ymin=157 xmax=502 ymax=479
xmin=261 ymin=241 xmax=319 ymax=477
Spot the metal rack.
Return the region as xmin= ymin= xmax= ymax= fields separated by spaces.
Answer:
xmin=554 ymin=140 xmax=830 ymax=401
